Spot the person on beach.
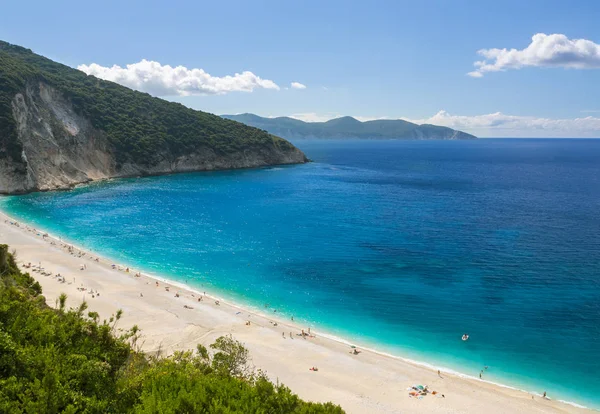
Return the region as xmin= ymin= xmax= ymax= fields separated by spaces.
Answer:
xmin=543 ymin=391 xmax=547 ymax=399
xmin=479 ymin=372 xmax=482 ymax=379
xmin=438 ymin=370 xmax=442 ymax=378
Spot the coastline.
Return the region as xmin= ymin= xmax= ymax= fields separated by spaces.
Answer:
xmin=0 ymin=207 xmax=594 ymax=413
xmin=0 ymin=160 xmax=308 ymax=196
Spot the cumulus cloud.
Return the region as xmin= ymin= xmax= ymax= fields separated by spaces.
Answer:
xmin=77 ymin=59 xmax=280 ymax=96
xmin=290 ymin=82 xmax=307 ymax=89
xmin=468 ymin=33 xmax=600 ymax=77
xmin=403 ymin=110 xmax=600 ymax=137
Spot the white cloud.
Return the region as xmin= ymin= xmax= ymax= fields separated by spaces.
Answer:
xmin=402 ymin=110 xmax=600 ymax=137
xmin=468 ymin=33 xmax=600 ymax=77
xmin=466 ymin=71 xmax=483 ymax=78
xmin=290 ymin=82 xmax=307 ymax=89
xmin=77 ymin=59 xmax=280 ymax=96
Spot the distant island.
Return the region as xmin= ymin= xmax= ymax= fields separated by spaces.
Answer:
xmin=0 ymin=41 xmax=307 ymax=195
xmin=222 ymin=113 xmax=477 ymax=140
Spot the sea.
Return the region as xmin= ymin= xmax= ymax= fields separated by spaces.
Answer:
xmin=2 ymin=138 xmax=599 ymax=409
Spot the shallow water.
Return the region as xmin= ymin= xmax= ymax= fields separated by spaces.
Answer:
xmin=3 ymin=139 xmax=600 ymax=408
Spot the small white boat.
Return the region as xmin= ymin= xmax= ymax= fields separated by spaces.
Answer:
xmin=462 ymin=334 xmax=469 ymax=341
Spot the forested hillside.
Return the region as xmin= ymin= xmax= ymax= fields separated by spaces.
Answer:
xmin=0 ymin=41 xmax=306 ymax=194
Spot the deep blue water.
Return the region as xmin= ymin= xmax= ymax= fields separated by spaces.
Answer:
xmin=3 ymin=139 xmax=600 ymax=408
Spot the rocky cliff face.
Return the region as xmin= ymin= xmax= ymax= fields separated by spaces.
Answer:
xmin=0 ymin=82 xmax=306 ymax=194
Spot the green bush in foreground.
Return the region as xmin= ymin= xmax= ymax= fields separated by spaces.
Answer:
xmin=0 ymin=244 xmax=343 ymax=413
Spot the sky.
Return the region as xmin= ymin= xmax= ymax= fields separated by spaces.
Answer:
xmin=2 ymin=0 xmax=600 ymax=137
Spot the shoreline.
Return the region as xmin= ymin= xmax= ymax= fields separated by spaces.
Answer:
xmin=0 ymin=161 xmax=308 ymax=196
xmin=0 ymin=207 xmax=594 ymax=413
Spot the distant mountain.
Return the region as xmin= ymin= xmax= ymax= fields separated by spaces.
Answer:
xmin=0 ymin=41 xmax=306 ymax=194
xmin=222 ymin=113 xmax=477 ymax=140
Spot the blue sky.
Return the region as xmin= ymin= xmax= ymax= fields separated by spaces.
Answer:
xmin=2 ymin=0 xmax=600 ymax=137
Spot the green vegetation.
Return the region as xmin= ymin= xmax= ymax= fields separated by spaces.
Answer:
xmin=0 ymin=41 xmax=299 ymax=168
xmin=0 ymin=244 xmax=343 ymax=413
xmin=222 ymin=113 xmax=477 ymax=140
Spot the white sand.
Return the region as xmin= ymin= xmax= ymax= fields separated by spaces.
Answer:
xmin=0 ymin=211 xmax=592 ymax=414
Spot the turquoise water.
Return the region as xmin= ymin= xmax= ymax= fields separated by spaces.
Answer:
xmin=2 ymin=139 xmax=600 ymax=409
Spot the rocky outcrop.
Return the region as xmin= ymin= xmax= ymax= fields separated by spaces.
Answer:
xmin=1 ymin=82 xmax=307 ymax=194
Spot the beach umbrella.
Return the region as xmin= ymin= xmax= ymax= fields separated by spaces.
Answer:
xmin=350 ymin=345 xmax=356 ymax=348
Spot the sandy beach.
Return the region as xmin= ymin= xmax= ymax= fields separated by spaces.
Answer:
xmin=0 ymin=210 xmax=592 ymax=414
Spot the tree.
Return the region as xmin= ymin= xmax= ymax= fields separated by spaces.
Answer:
xmin=210 ymin=334 xmax=252 ymax=378
xmin=57 ymin=292 xmax=67 ymax=311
